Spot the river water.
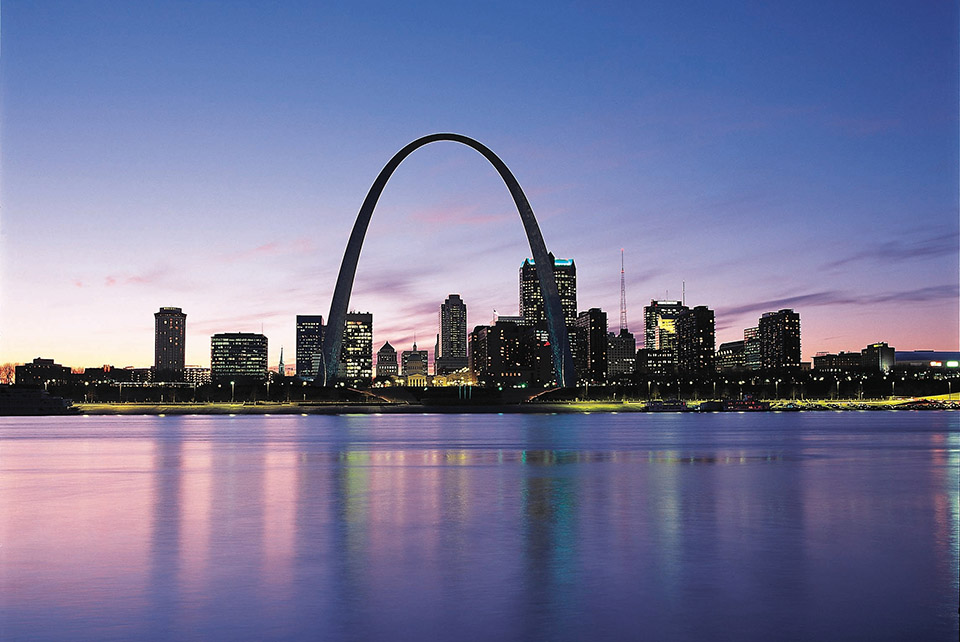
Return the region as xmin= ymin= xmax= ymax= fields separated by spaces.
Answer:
xmin=1 ymin=412 xmax=957 ymax=641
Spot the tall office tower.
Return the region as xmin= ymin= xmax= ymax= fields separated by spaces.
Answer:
xmin=401 ymin=342 xmax=429 ymax=376
xmin=154 ymin=307 xmax=186 ymax=381
xmin=643 ymin=300 xmax=688 ymax=352
xmin=295 ymin=315 xmax=324 ymax=378
xmin=210 ymin=333 xmax=268 ymax=381
xmin=758 ymin=309 xmax=801 ymax=370
xmin=436 ymin=294 xmax=468 ymax=374
xmin=519 ymin=253 xmax=577 ymax=326
xmin=861 ymin=342 xmax=895 ymax=373
xmin=717 ymin=340 xmax=745 ymax=372
xmin=676 ymin=305 xmax=715 ymax=373
xmin=575 ymin=308 xmax=608 ymax=385
xmin=606 ymin=329 xmax=636 ymax=381
xmin=743 ymin=327 xmax=762 ymax=370
xmin=340 ymin=312 xmax=373 ymax=385
xmin=376 ymin=342 xmax=398 ymax=379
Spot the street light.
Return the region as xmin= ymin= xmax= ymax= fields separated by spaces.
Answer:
xmin=230 ymin=381 xmax=235 ymax=403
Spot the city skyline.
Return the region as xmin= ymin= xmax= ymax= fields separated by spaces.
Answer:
xmin=2 ymin=2 xmax=957 ymax=369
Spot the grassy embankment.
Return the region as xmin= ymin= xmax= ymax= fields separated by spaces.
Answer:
xmin=73 ymin=395 xmax=957 ymax=415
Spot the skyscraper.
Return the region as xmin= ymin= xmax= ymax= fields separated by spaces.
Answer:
xmin=340 ymin=312 xmax=373 ymax=385
xmin=575 ymin=308 xmax=608 ymax=385
xmin=643 ymin=300 xmax=688 ymax=353
xmin=519 ymin=254 xmax=577 ymax=326
xmin=676 ymin=305 xmax=715 ymax=373
xmin=154 ymin=307 xmax=186 ymax=381
xmin=436 ymin=294 xmax=468 ymax=374
xmin=210 ymin=332 xmax=268 ymax=381
xmin=296 ymin=315 xmax=324 ymax=378
xmin=743 ymin=327 xmax=761 ymax=370
xmin=376 ymin=342 xmax=398 ymax=379
xmin=758 ymin=309 xmax=801 ymax=370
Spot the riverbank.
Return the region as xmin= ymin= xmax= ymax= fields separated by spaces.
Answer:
xmin=70 ymin=396 xmax=959 ymax=415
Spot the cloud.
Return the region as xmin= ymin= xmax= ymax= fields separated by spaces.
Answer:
xmin=824 ymin=229 xmax=958 ymax=269
xmin=717 ymin=284 xmax=958 ymax=318
xmin=220 ymin=238 xmax=317 ymax=263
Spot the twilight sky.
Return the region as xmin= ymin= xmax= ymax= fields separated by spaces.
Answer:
xmin=1 ymin=0 xmax=957 ymax=369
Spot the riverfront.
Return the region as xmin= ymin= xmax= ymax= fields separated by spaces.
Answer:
xmin=70 ymin=394 xmax=960 ymax=415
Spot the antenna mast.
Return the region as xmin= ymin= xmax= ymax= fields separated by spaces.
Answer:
xmin=619 ymin=249 xmax=628 ymax=332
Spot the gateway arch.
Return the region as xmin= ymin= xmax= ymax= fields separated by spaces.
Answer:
xmin=321 ymin=133 xmax=576 ymax=388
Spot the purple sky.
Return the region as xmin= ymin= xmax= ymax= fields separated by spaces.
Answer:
xmin=1 ymin=1 xmax=957 ymax=369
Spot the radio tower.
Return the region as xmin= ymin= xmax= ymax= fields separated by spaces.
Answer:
xmin=619 ymin=248 xmax=628 ymax=332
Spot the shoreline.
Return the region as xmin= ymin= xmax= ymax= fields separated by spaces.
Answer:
xmin=65 ymin=397 xmax=959 ymax=416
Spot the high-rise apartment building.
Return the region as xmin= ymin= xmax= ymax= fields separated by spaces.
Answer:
xmin=210 ymin=333 xmax=268 ymax=381
xmin=154 ymin=307 xmax=186 ymax=381
xmin=758 ymin=309 xmax=801 ymax=370
xmin=519 ymin=254 xmax=577 ymax=326
xmin=575 ymin=308 xmax=608 ymax=385
xmin=295 ymin=315 xmax=324 ymax=378
xmin=643 ymin=300 xmax=688 ymax=353
xmin=376 ymin=342 xmax=398 ymax=379
xmin=436 ymin=294 xmax=468 ymax=374
xmin=340 ymin=312 xmax=373 ymax=385
xmin=676 ymin=305 xmax=715 ymax=373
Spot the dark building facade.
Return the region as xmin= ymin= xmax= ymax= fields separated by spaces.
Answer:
xmin=716 ymin=340 xmax=745 ymax=372
xmin=676 ymin=305 xmax=715 ymax=374
xmin=295 ymin=315 xmax=324 ymax=378
xmin=861 ymin=342 xmax=895 ymax=373
xmin=635 ymin=348 xmax=676 ymax=375
xmin=520 ymin=254 xmax=577 ymax=327
xmin=469 ymin=320 xmax=546 ymax=388
xmin=812 ymin=351 xmax=863 ymax=372
xmin=154 ymin=307 xmax=186 ymax=381
xmin=210 ymin=333 xmax=268 ymax=381
xmin=575 ymin=308 xmax=608 ymax=385
xmin=376 ymin=341 xmax=398 ymax=379
xmin=758 ymin=309 xmax=801 ymax=370
xmin=436 ymin=294 xmax=468 ymax=374
xmin=607 ymin=329 xmax=636 ymax=382
xmin=15 ymin=358 xmax=72 ymax=386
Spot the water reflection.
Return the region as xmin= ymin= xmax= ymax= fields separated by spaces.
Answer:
xmin=0 ymin=413 xmax=956 ymax=641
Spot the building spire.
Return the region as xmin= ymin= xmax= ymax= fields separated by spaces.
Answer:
xmin=279 ymin=346 xmax=284 ymax=374
xmin=619 ymin=248 xmax=628 ymax=332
